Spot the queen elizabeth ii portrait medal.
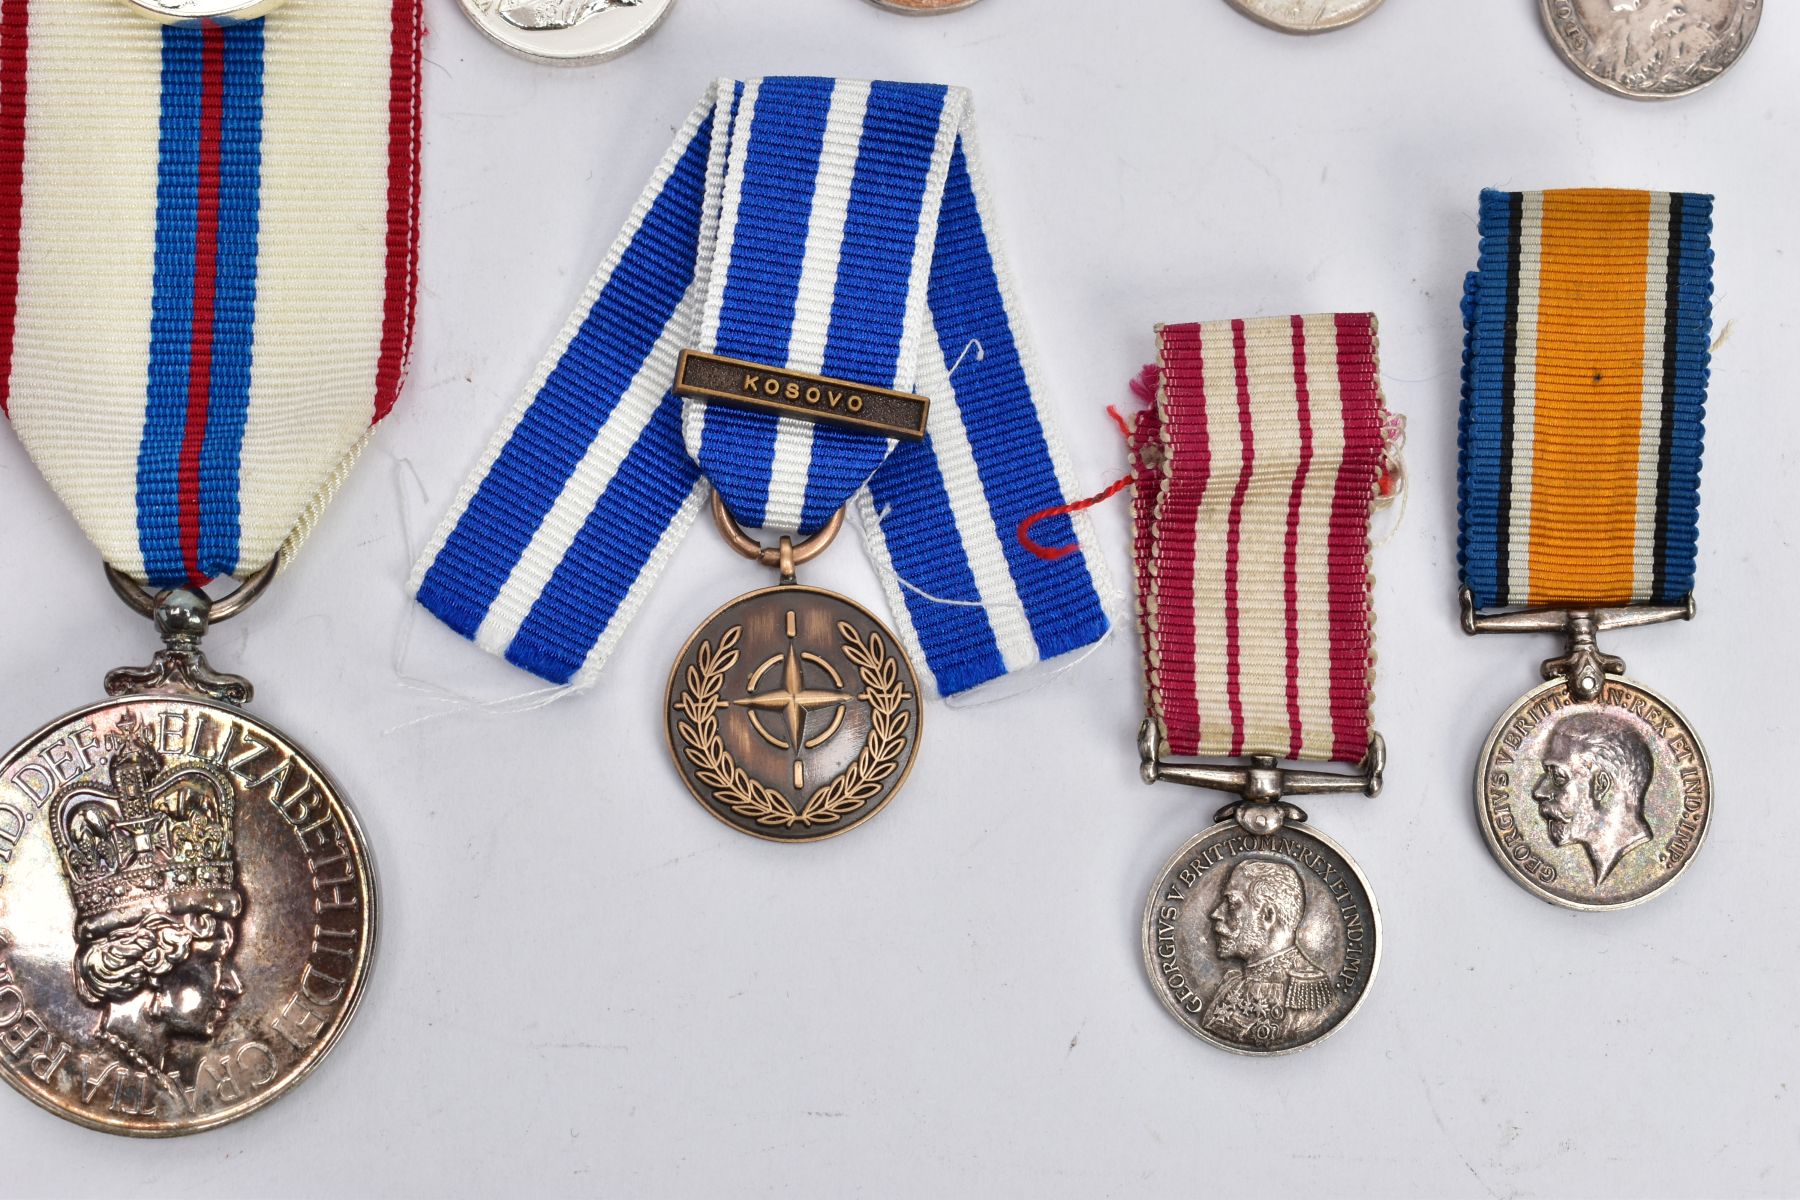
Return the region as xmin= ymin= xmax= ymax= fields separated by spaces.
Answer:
xmin=0 ymin=0 xmax=422 ymax=1133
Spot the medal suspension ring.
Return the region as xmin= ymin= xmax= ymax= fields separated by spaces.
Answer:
xmin=672 ymin=622 xmax=912 ymax=831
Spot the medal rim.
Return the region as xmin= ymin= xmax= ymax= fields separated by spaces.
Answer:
xmin=1474 ymin=673 xmax=1713 ymax=913
xmin=1138 ymin=818 xmax=1382 ymax=1057
xmin=453 ymin=0 xmax=675 ymax=65
xmin=117 ymin=0 xmax=292 ymax=25
xmin=1223 ymin=0 xmax=1385 ymax=35
xmin=861 ymin=0 xmax=986 ymax=14
xmin=0 ymin=692 xmax=379 ymax=1138
xmin=663 ymin=583 xmax=923 ymax=846
xmin=1536 ymin=0 xmax=1761 ymax=101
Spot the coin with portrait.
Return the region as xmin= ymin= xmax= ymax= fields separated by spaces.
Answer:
xmin=1477 ymin=677 xmax=1711 ymax=910
xmin=1142 ymin=821 xmax=1379 ymax=1054
xmin=0 ymin=697 xmax=375 ymax=1135
xmin=1540 ymin=0 xmax=1761 ymax=99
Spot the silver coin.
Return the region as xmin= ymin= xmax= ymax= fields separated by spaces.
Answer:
xmin=1477 ymin=676 xmax=1711 ymax=911
xmin=0 ymin=695 xmax=375 ymax=1135
xmin=1142 ymin=820 xmax=1379 ymax=1055
xmin=116 ymin=0 xmax=288 ymax=22
xmin=1225 ymin=0 xmax=1384 ymax=34
xmin=456 ymin=0 xmax=674 ymax=65
xmin=1540 ymin=0 xmax=1761 ymax=99
xmin=863 ymin=0 xmax=985 ymax=13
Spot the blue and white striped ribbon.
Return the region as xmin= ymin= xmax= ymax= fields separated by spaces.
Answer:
xmin=413 ymin=77 xmax=1115 ymax=698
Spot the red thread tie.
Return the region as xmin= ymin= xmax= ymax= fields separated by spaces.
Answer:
xmin=1016 ymin=395 xmax=1143 ymax=562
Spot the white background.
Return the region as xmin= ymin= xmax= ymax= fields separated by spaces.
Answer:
xmin=1 ymin=0 xmax=1795 ymax=1196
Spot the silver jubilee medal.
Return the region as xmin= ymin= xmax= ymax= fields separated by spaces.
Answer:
xmin=1461 ymin=190 xmax=1716 ymax=911
xmin=0 ymin=1 xmax=422 ymax=1134
xmin=1131 ymin=315 xmax=1397 ymax=1056
xmin=410 ymin=79 xmax=1115 ymax=847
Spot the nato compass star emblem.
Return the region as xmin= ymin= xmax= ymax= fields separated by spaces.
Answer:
xmin=729 ymin=609 xmax=864 ymax=791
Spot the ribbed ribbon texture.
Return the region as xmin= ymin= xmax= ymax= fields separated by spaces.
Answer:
xmin=1460 ymin=188 xmax=1712 ymax=610
xmin=0 ymin=0 xmax=423 ymax=588
xmin=413 ymin=77 xmax=1112 ymax=697
xmin=1135 ymin=315 xmax=1387 ymax=765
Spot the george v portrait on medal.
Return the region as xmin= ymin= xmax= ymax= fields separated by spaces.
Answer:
xmin=1145 ymin=825 xmax=1380 ymax=1053
xmin=1532 ymin=711 xmax=1655 ymax=886
xmin=1199 ymin=860 xmax=1337 ymax=1049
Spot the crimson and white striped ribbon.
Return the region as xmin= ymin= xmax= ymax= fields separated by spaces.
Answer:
xmin=1133 ymin=314 xmax=1389 ymax=765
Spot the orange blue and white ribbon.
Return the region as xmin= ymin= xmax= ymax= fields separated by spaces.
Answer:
xmin=1460 ymin=189 xmax=1713 ymax=611
xmin=1134 ymin=315 xmax=1391 ymax=766
xmin=0 ymin=0 xmax=423 ymax=588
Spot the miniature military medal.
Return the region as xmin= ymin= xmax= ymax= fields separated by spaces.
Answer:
xmin=1461 ymin=189 xmax=1715 ymax=911
xmin=1132 ymin=315 xmax=1395 ymax=1055
xmin=414 ymin=78 xmax=1112 ymax=842
xmin=665 ymin=355 xmax=930 ymax=840
xmin=0 ymin=0 xmax=422 ymax=1134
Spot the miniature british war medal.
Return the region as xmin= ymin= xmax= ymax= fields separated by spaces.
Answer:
xmin=414 ymin=78 xmax=1112 ymax=842
xmin=0 ymin=0 xmax=422 ymax=1133
xmin=1462 ymin=189 xmax=1714 ymax=910
xmin=1134 ymin=315 xmax=1394 ymax=1055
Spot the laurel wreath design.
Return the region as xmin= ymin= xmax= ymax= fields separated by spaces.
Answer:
xmin=673 ymin=621 xmax=911 ymax=830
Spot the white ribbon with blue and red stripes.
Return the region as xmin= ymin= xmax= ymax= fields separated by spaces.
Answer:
xmin=0 ymin=0 xmax=422 ymax=588
xmin=413 ymin=77 xmax=1115 ymax=698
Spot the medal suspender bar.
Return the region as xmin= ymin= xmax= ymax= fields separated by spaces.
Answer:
xmin=1134 ymin=314 xmax=1394 ymax=1056
xmin=0 ymin=0 xmax=421 ymax=1135
xmin=1460 ymin=188 xmax=1715 ymax=911
xmin=414 ymin=77 xmax=1115 ymax=841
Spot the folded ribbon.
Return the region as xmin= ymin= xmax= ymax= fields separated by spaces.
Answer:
xmin=0 ymin=0 xmax=423 ymax=587
xmin=1135 ymin=315 xmax=1389 ymax=765
xmin=414 ymin=77 xmax=1113 ymax=697
xmin=1460 ymin=188 xmax=1713 ymax=611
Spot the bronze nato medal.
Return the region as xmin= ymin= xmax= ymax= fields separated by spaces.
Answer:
xmin=665 ymin=500 xmax=923 ymax=844
xmin=665 ymin=353 xmax=927 ymax=844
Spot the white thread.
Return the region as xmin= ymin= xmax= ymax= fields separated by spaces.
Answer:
xmin=894 ymin=575 xmax=991 ymax=609
xmin=947 ymin=337 xmax=984 ymax=377
xmin=848 ymin=499 xmax=988 ymax=611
